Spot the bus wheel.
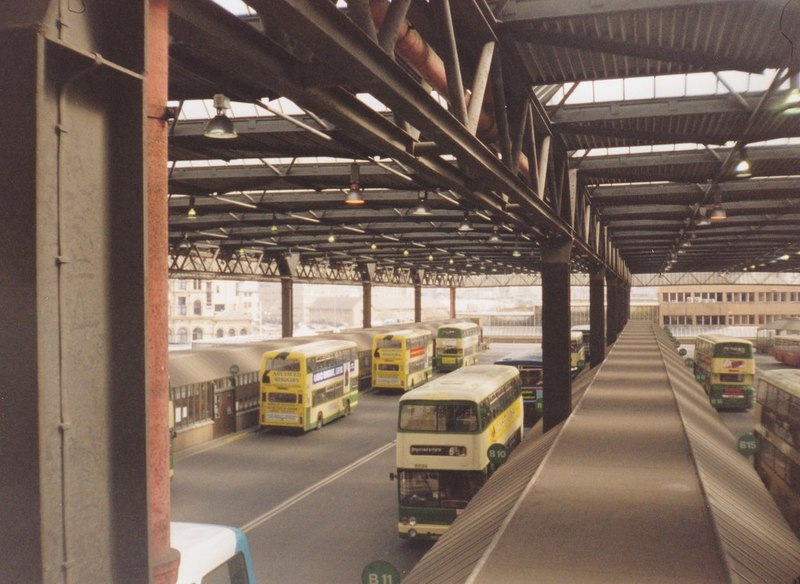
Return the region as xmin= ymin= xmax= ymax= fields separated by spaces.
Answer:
xmin=316 ymin=413 xmax=324 ymax=430
xmin=344 ymin=401 xmax=351 ymax=416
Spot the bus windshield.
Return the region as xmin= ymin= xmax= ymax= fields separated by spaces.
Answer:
xmin=399 ymin=402 xmax=478 ymax=432
xmin=398 ymin=470 xmax=484 ymax=508
xmin=264 ymin=357 xmax=300 ymax=372
xmin=376 ymin=338 xmax=402 ymax=349
xmin=715 ymin=343 xmax=752 ymax=358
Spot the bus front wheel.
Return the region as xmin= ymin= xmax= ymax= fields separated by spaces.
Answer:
xmin=316 ymin=413 xmax=324 ymax=430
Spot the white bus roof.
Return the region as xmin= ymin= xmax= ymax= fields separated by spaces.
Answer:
xmin=759 ymin=369 xmax=800 ymax=398
xmin=695 ymin=334 xmax=753 ymax=346
xmin=399 ymin=365 xmax=519 ymax=403
xmin=373 ymin=328 xmax=431 ymax=339
xmin=262 ymin=339 xmax=356 ymax=359
xmin=437 ymin=321 xmax=479 ymax=331
xmin=171 ymin=522 xmax=242 ymax=584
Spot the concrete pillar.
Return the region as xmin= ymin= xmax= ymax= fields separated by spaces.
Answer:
xmin=541 ymin=239 xmax=572 ymax=431
xmin=589 ymin=266 xmax=606 ymax=367
xmin=0 ymin=3 xmax=152 ymax=581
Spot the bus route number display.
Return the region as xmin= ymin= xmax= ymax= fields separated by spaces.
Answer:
xmin=361 ymin=560 xmax=400 ymax=584
xmin=487 ymin=443 xmax=509 ymax=466
xmin=737 ymin=432 xmax=759 ymax=456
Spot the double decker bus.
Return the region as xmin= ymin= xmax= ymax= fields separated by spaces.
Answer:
xmin=753 ymin=369 xmax=800 ymax=533
xmin=434 ymin=321 xmax=481 ymax=372
xmin=772 ymin=334 xmax=800 ymax=367
xmin=494 ymin=348 xmax=543 ymax=425
xmin=571 ymin=324 xmax=591 ymax=361
xmin=372 ymin=329 xmax=433 ymax=391
xmin=570 ymin=330 xmax=587 ymax=375
xmin=392 ymin=365 xmax=523 ymax=539
xmin=259 ymin=339 xmax=359 ymax=431
xmin=693 ymin=333 xmax=754 ymax=410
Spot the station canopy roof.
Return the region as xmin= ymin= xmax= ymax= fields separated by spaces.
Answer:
xmin=166 ymin=0 xmax=800 ymax=284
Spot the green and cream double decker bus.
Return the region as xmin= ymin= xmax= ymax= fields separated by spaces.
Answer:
xmin=372 ymin=329 xmax=433 ymax=391
xmin=392 ymin=365 xmax=523 ymax=539
xmin=693 ymin=333 xmax=754 ymax=409
xmin=434 ymin=321 xmax=481 ymax=372
xmin=259 ymin=339 xmax=359 ymax=431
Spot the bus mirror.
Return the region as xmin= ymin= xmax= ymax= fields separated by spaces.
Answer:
xmin=389 ymin=472 xmax=397 ymax=481
xmin=678 ymin=348 xmax=687 ymax=356
xmin=684 ymin=357 xmax=694 ymax=369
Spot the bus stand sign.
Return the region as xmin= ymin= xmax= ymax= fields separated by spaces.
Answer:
xmin=487 ymin=443 xmax=509 ymax=466
xmin=362 ymin=560 xmax=400 ymax=584
xmin=737 ymin=432 xmax=759 ymax=456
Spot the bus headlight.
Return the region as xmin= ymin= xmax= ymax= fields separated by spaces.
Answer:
xmin=408 ymin=517 xmax=417 ymax=526
xmin=408 ymin=529 xmax=417 ymax=539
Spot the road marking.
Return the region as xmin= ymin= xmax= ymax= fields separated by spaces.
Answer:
xmin=240 ymin=440 xmax=396 ymax=533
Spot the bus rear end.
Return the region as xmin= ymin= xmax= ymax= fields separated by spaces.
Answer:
xmin=495 ymin=353 xmax=543 ymax=426
xmin=260 ymin=352 xmax=305 ymax=430
xmin=709 ymin=342 xmax=754 ymax=409
xmin=372 ymin=334 xmax=406 ymax=391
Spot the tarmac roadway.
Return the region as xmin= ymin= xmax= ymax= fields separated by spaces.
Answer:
xmin=169 ymin=344 xmax=781 ymax=583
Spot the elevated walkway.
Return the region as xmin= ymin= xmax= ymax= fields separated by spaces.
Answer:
xmin=405 ymin=321 xmax=800 ymax=584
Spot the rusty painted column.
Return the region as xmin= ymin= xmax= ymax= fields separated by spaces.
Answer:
xmin=449 ymin=286 xmax=456 ymax=318
xmin=279 ymin=254 xmax=298 ymax=337
xmin=541 ymin=239 xmax=572 ymax=431
xmin=589 ymin=266 xmax=606 ymax=367
xmin=147 ymin=0 xmax=180 ymax=582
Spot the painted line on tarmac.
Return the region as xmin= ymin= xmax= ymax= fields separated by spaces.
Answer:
xmin=240 ymin=440 xmax=396 ymax=533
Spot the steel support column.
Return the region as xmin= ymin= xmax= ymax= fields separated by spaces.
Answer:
xmin=450 ymin=286 xmax=456 ymax=318
xmin=146 ymin=0 xmax=180 ymax=582
xmin=1 ymin=3 xmax=151 ymax=581
xmin=360 ymin=262 xmax=375 ymax=328
xmin=589 ymin=266 xmax=606 ymax=367
xmin=606 ymin=274 xmax=619 ymax=344
xmin=281 ymin=278 xmax=294 ymax=337
xmin=413 ymin=268 xmax=424 ymax=323
xmin=541 ymin=239 xmax=572 ymax=431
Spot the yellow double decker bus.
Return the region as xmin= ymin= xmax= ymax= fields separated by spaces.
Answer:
xmin=570 ymin=330 xmax=586 ymax=375
xmin=392 ymin=365 xmax=523 ymax=539
xmin=434 ymin=321 xmax=481 ymax=372
xmin=693 ymin=333 xmax=754 ymax=410
xmin=372 ymin=329 xmax=433 ymax=391
xmin=259 ymin=339 xmax=359 ymax=431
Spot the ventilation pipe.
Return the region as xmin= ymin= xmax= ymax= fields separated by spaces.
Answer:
xmin=368 ymin=0 xmax=532 ymax=178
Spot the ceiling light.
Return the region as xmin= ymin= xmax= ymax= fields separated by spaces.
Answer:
xmin=734 ymin=159 xmax=751 ymax=179
xmin=177 ymin=234 xmax=191 ymax=250
xmin=344 ymin=162 xmax=365 ymax=205
xmin=708 ymin=202 xmax=727 ymax=222
xmin=403 ymin=249 xmax=409 ymax=256
xmin=782 ymin=89 xmax=800 ymax=114
xmin=695 ymin=209 xmax=711 ymax=226
xmin=370 ymin=242 xmax=377 ymax=250
xmin=187 ymin=197 xmax=197 ymax=219
xmin=428 ymin=253 xmax=434 ymax=261
xmin=512 ymin=248 xmax=521 ymax=258
xmin=327 ymin=229 xmax=336 ymax=243
xmin=411 ymin=191 xmax=432 ymax=216
xmin=487 ymin=226 xmax=501 ymax=244
xmin=457 ymin=211 xmax=474 ymax=232
xmin=203 ymin=94 xmax=237 ymax=140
